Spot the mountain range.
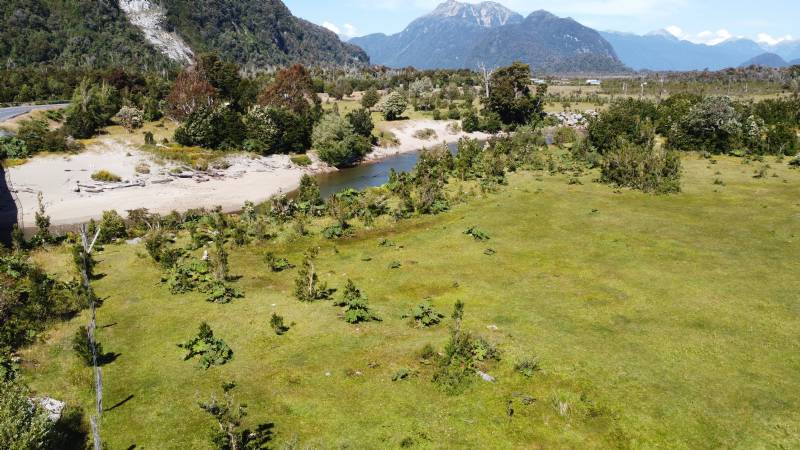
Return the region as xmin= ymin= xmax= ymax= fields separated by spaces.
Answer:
xmin=602 ymin=30 xmax=800 ymax=71
xmin=0 ymin=0 xmax=367 ymax=70
xmin=350 ymin=1 xmax=627 ymax=73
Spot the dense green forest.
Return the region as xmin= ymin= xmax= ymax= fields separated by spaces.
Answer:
xmin=0 ymin=0 xmax=173 ymax=70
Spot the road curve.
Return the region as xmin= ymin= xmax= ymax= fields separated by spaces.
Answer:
xmin=0 ymin=103 xmax=70 ymax=124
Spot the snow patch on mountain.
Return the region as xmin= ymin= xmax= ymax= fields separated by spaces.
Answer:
xmin=119 ymin=0 xmax=193 ymax=63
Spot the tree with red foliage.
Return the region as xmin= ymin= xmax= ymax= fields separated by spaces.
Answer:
xmin=166 ymin=68 xmax=218 ymax=121
xmin=257 ymin=64 xmax=320 ymax=115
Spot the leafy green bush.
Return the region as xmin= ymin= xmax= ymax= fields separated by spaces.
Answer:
xmin=290 ymin=154 xmax=312 ymax=166
xmin=333 ymin=280 xmax=380 ymax=324
xmin=667 ymin=96 xmax=743 ymax=154
xmin=270 ymin=313 xmax=289 ymax=335
xmin=0 ymin=379 xmax=56 ymax=449
xmin=265 ymin=252 xmax=294 ymax=272
xmin=178 ymin=322 xmax=233 ymax=369
xmin=516 ymin=357 xmax=541 ymax=377
xmin=91 ymin=170 xmax=121 ymax=182
xmin=312 ymin=114 xmax=371 ymax=167
xmin=174 ymin=105 xmax=244 ymax=150
xmin=0 ymin=137 xmax=29 ymax=159
xmin=464 ymin=227 xmax=490 ymax=241
xmin=96 ymin=210 xmax=127 ymax=243
xmin=64 ymin=80 xmax=120 ymax=139
xmin=554 ymin=126 xmax=577 ymax=147
xmin=346 ymin=108 xmax=374 ymax=138
xmin=601 ymin=138 xmax=682 ymax=194
xmin=381 ymin=92 xmax=408 ymax=121
xmin=402 ymin=301 xmax=445 ymax=327
xmin=461 ymin=109 xmax=480 ymax=132
xmin=588 ymin=98 xmax=659 ymax=154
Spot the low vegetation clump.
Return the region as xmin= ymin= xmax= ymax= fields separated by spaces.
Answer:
xmin=333 ymin=280 xmax=380 ymax=324
xmin=515 ymin=357 xmax=542 ymax=377
xmin=270 ymin=313 xmax=289 ymax=335
xmin=413 ymin=128 xmax=437 ymax=140
xmin=601 ymin=138 xmax=682 ymax=194
xmin=294 ymin=248 xmax=332 ymax=302
xmin=90 ymin=170 xmax=122 ymax=183
xmin=464 ymin=227 xmax=490 ymax=241
xmin=290 ymin=154 xmax=312 ymax=166
xmin=265 ymin=252 xmax=294 ymax=272
xmin=402 ymin=300 xmax=445 ymax=327
xmin=178 ymin=322 xmax=233 ymax=369
xmin=198 ymin=382 xmax=273 ymax=449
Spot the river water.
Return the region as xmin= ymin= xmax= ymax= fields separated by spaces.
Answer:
xmin=314 ymin=142 xmax=459 ymax=198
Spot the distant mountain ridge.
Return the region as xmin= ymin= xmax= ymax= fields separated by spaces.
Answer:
xmin=350 ymin=1 xmax=627 ymax=73
xmin=602 ymin=30 xmax=800 ymax=71
xmin=0 ymin=0 xmax=368 ymax=70
xmin=740 ymin=53 xmax=790 ymax=68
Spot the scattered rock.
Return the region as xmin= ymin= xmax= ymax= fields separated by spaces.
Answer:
xmin=476 ymin=370 xmax=496 ymax=382
xmin=126 ymin=237 xmax=143 ymax=245
xmin=36 ymin=397 xmax=65 ymax=422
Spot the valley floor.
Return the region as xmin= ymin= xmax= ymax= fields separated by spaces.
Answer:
xmin=21 ymin=154 xmax=800 ymax=448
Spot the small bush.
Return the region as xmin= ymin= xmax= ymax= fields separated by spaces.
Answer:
xmin=402 ymin=301 xmax=445 ymax=327
xmin=91 ymin=170 xmax=122 ymax=183
xmin=333 ymin=279 xmax=380 ymax=324
xmin=265 ymin=252 xmax=294 ymax=272
xmin=601 ymin=138 xmax=681 ymax=194
xmin=413 ymin=128 xmax=437 ymax=140
xmin=135 ymin=163 xmax=151 ymax=174
xmin=178 ymin=322 xmax=233 ymax=369
xmin=270 ymin=313 xmax=289 ymax=335
xmin=72 ymin=326 xmax=98 ymax=366
xmin=290 ymin=154 xmax=312 ymax=166
xmin=515 ymin=357 xmax=541 ymax=377
xmin=464 ymin=227 xmax=490 ymax=241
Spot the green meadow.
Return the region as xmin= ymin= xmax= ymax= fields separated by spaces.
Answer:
xmin=22 ymin=154 xmax=800 ymax=449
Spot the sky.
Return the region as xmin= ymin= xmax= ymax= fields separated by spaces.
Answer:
xmin=282 ymin=0 xmax=798 ymax=46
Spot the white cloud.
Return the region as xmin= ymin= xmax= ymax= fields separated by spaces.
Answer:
xmin=322 ymin=21 xmax=361 ymax=39
xmin=756 ymin=33 xmax=794 ymax=46
xmin=663 ymin=25 xmax=737 ymax=45
xmin=322 ymin=21 xmax=341 ymax=35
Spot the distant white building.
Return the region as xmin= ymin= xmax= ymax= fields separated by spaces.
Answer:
xmin=531 ymin=78 xmax=547 ymax=85
xmin=585 ymin=79 xmax=602 ymax=86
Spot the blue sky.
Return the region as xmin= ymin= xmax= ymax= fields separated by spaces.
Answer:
xmin=283 ymin=0 xmax=798 ymax=45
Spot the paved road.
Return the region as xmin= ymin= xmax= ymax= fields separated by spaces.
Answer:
xmin=0 ymin=103 xmax=70 ymax=124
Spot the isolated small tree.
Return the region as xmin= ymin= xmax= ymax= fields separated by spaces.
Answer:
xmin=381 ymin=92 xmax=408 ymax=121
xmin=312 ymin=114 xmax=371 ymax=167
xmin=294 ymin=248 xmax=329 ymax=302
xmin=270 ymin=313 xmax=289 ymax=335
xmin=116 ymin=106 xmax=144 ymax=132
xmin=34 ymin=192 xmax=51 ymax=243
xmin=333 ymin=279 xmax=380 ymax=324
xmin=199 ymin=382 xmax=273 ymax=450
xmin=297 ymin=174 xmax=322 ymax=206
xmin=485 ymin=62 xmax=545 ymax=127
xmin=361 ymin=88 xmax=380 ymax=110
xmin=213 ymin=233 xmax=229 ymax=282
xmin=346 ymin=108 xmax=374 ymax=138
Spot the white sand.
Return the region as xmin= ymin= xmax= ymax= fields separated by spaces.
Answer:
xmin=6 ymin=119 xmax=489 ymax=227
xmin=367 ymin=119 xmax=491 ymax=161
xmin=8 ymin=139 xmax=312 ymax=227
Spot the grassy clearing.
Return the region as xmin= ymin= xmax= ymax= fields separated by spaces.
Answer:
xmin=21 ymin=154 xmax=800 ymax=449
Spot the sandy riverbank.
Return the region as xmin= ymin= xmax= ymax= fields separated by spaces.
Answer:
xmin=6 ymin=119 xmax=489 ymax=227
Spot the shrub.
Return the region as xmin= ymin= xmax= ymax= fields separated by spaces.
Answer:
xmin=402 ymin=301 xmax=445 ymax=327
xmin=116 ymin=106 xmax=144 ymax=132
xmin=515 ymin=357 xmax=541 ymax=377
xmin=333 ymin=279 xmax=380 ymax=324
xmin=346 ymin=108 xmax=374 ymax=138
xmin=0 ymin=137 xmax=29 ymax=159
xmin=97 ymin=210 xmax=127 ymax=243
xmin=178 ymin=322 xmax=233 ymax=369
xmin=413 ymin=128 xmax=437 ymax=140
xmin=16 ymin=118 xmax=49 ymax=153
xmin=64 ymin=80 xmax=120 ymax=139
xmin=554 ymin=127 xmax=577 ymax=147
xmin=270 ymin=313 xmax=289 ymax=335
xmin=175 ymin=105 xmax=244 ymax=150
xmin=290 ymin=154 xmax=312 ymax=166
xmin=0 ymin=379 xmax=55 ymax=449
xmin=464 ymin=227 xmax=490 ymax=241
xmin=432 ymin=109 xmax=442 ymax=121
xmin=601 ymin=138 xmax=682 ymax=194
xmin=72 ymin=326 xmax=98 ymax=366
xmin=361 ymin=88 xmax=380 ymax=109
xmin=588 ymin=98 xmax=659 ymax=153
xmin=485 ymin=62 xmax=545 ymax=126
xmin=312 ymin=114 xmax=371 ymax=167
xmin=265 ymin=252 xmax=294 ymax=272
xmin=91 ymin=170 xmax=122 ymax=182
xmin=294 ymin=248 xmax=331 ymax=302
xmin=381 ymin=92 xmax=408 ymax=121
xmin=461 ymin=109 xmax=479 ymax=132
xmin=667 ymin=97 xmax=743 ymax=154
xmin=447 ymin=107 xmax=461 ymax=120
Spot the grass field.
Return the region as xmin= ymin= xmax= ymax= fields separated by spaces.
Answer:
xmin=21 ymin=154 xmax=800 ymax=449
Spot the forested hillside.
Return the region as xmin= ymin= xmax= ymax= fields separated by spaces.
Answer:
xmin=1 ymin=0 xmax=368 ymax=71
xmin=1 ymin=0 xmax=172 ymax=69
